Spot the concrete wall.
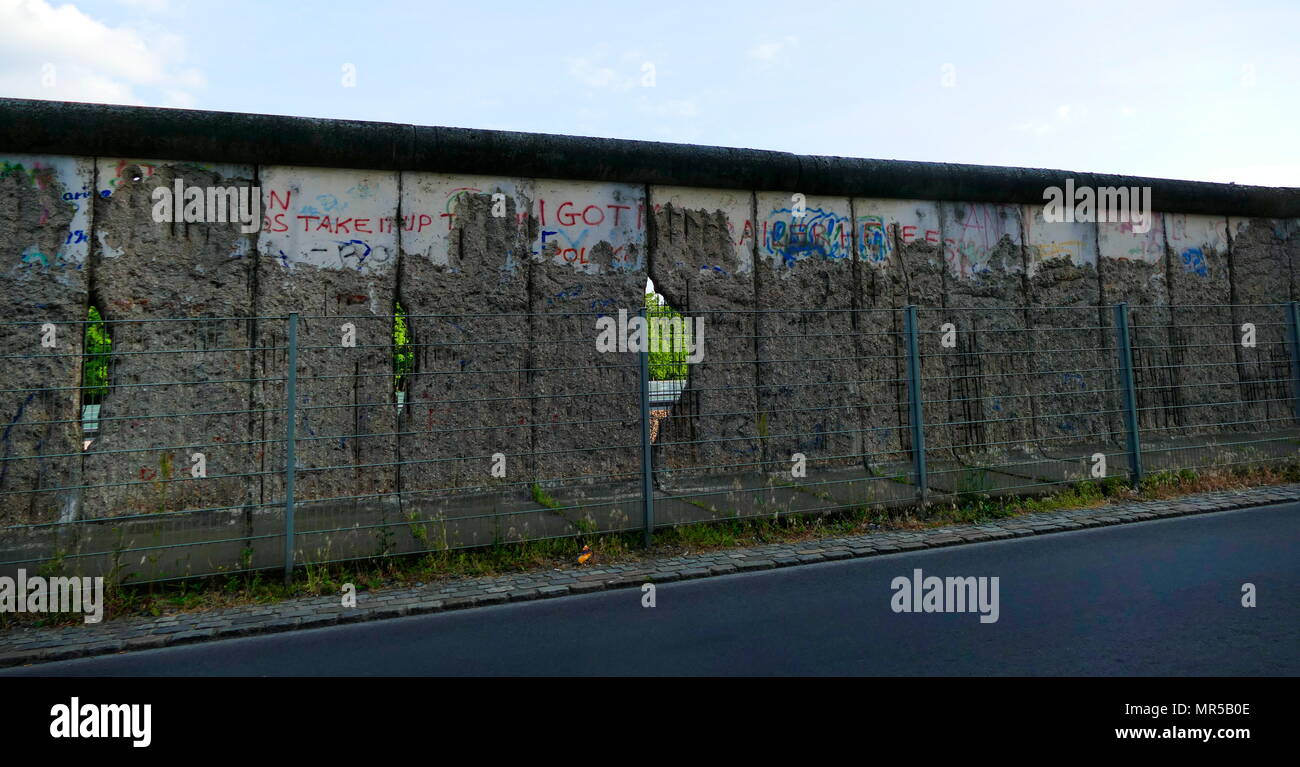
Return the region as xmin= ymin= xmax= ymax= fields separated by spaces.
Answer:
xmin=1227 ymin=217 xmax=1296 ymax=431
xmin=2 ymin=124 xmax=1298 ymax=544
xmin=1163 ymin=214 xmax=1235 ymax=434
xmin=937 ymin=202 xmax=1030 ymax=461
xmin=529 ymin=179 xmax=646 ymax=494
xmin=0 ymin=154 xmax=89 ymax=526
xmin=398 ymin=173 xmax=532 ymax=510
xmin=851 ymin=198 xmax=924 ymax=463
xmin=648 ymin=186 xmax=757 ymax=480
xmin=254 ymin=166 xmax=401 ymax=560
xmin=1098 ymin=216 xmax=1173 ymax=436
xmin=754 ymin=192 xmax=857 ymax=474
xmin=1022 ymin=206 xmax=1107 ymax=450
xmin=86 ymin=158 xmax=257 ymax=520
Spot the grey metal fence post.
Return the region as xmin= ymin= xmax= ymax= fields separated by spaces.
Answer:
xmin=1113 ymin=303 xmax=1144 ymax=489
xmin=1287 ymin=301 xmax=1300 ymax=422
xmin=283 ymin=312 xmax=298 ymax=585
xmin=638 ymin=307 xmax=654 ymax=546
xmin=903 ymin=305 xmax=927 ymax=506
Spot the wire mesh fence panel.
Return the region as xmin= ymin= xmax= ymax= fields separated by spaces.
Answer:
xmin=2 ymin=303 xmax=1298 ymax=585
xmin=0 ymin=314 xmax=87 ymax=582
xmin=1133 ymin=303 xmax=1300 ymax=478
xmin=394 ymin=312 xmax=534 ymax=551
xmin=293 ymin=310 xmax=647 ymax=569
xmin=917 ymin=306 xmax=1127 ymax=504
xmin=647 ymin=193 xmax=761 ymax=482
xmin=0 ymin=316 xmax=289 ymax=585
xmin=0 ymin=320 xmax=83 ymax=529
xmin=649 ymin=307 xmax=760 ymax=481
xmin=285 ymin=312 xmax=401 ymax=570
xmin=649 ymin=307 xmax=915 ymax=530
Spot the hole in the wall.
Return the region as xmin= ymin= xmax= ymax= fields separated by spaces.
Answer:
xmin=79 ymin=305 xmax=112 ymax=450
xmin=393 ymin=299 xmax=413 ymax=413
xmin=645 ymin=277 xmax=691 ymax=444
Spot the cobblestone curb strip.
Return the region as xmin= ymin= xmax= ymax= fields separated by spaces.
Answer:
xmin=2 ymin=484 xmax=1297 ymax=668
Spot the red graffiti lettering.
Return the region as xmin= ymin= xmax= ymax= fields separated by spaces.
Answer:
xmin=581 ymin=205 xmax=605 ymax=226
xmin=268 ymin=189 xmax=293 ymax=211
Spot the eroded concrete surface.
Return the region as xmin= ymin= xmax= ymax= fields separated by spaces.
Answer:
xmin=1 ymin=152 xmax=1296 ymax=579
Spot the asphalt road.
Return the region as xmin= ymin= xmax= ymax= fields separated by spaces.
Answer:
xmin=7 ymin=503 xmax=1297 ymax=676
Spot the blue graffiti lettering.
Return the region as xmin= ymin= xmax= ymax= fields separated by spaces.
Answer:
xmin=1181 ymin=247 xmax=1208 ymax=277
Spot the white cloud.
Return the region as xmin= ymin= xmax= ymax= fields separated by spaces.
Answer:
xmin=748 ymin=36 xmax=798 ymax=66
xmin=1013 ymin=103 xmax=1086 ymax=135
xmin=0 ymin=0 xmax=203 ymax=105
xmin=566 ymin=56 xmax=637 ymax=91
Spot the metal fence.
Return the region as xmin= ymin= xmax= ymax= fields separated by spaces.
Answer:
xmin=2 ymin=302 xmax=1298 ymax=585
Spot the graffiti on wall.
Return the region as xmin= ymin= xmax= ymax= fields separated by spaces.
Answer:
xmin=402 ymin=175 xmax=645 ymax=276
xmin=1165 ymin=214 xmax=1226 ymax=279
xmin=650 ymin=186 xmax=754 ymax=278
xmin=531 ymin=180 xmax=643 ymax=275
xmin=761 ymin=199 xmax=851 ymax=268
xmin=854 ymin=199 xmax=941 ymax=269
xmin=855 ymin=216 xmax=942 ymax=265
xmin=942 ymin=202 xmax=1021 ymax=279
xmin=2 ymin=154 xmax=93 ymax=277
xmin=402 ymin=174 xmax=531 ymax=273
xmin=858 ymin=215 xmax=890 ymax=265
xmin=258 ymin=167 xmax=398 ymax=274
xmin=1099 ymin=215 xmax=1165 ymax=265
xmin=1023 ymin=205 xmax=1097 ymax=275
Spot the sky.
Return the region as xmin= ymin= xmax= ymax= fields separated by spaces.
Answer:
xmin=1 ymin=0 xmax=1297 ymax=186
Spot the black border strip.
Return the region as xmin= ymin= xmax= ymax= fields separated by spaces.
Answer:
xmin=3 ymin=97 xmax=1298 ymax=218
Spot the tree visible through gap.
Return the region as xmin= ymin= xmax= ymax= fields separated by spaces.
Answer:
xmin=645 ymin=291 xmax=688 ymax=381
xmin=393 ymin=300 xmax=412 ymax=395
xmin=82 ymin=306 xmax=111 ymax=405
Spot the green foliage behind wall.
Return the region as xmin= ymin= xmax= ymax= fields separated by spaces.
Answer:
xmin=394 ymin=301 xmax=412 ymax=393
xmin=646 ymin=292 xmax=689 ymax=381
xmin=82 ymin=306 xmax=111 ymax=404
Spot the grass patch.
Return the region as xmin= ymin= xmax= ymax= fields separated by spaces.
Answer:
xmin=530 ymin=482 xmax=597 ymax=534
